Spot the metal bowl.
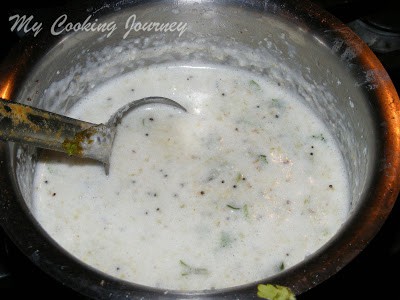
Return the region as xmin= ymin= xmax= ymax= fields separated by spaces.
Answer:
xmin=1 ymin=0 xmax=400 ymax=299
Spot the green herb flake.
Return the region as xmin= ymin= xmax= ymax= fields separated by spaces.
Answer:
xmin=227 ymin=204 xmax=241 ymax=210
xmin=322 ymin=228 xmax=330 ymax=236
xmin=311 ymin=133 xmax=326 ymax=142
xmin=236 ymin=173 xmax=244 ymax=182
xmin=258 ymin=154 xmax=268 ymax=164
xmin=62 ymin=127 xmax=96 ymax=157
xmin=243 ymin=204 xmax=250 ymax=219
xmin=257 ymin=284 xmax=296 ymax=300
xmin=220 ymin=231 xmax=234 ymax=248
xmin=279 ymin=262 xmax=285 ymax=271
xmin=179 ymin=260 xmax=209 ymax=276
xmin=179 ymin=260 xmax=189 ymax=268
xmin=62 ymin=141 xmax=80 ymax=156
xmin=271 ymin=98 xmax=283 ymax=108
xmin=249 ymin=79 xmax=261 ymax=91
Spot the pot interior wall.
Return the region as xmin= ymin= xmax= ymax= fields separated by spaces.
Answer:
xmin=10 ymin=0 xmax=377 ymax=283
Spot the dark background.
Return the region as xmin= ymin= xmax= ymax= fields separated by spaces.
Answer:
xmin=1 ymin=0 xmax=399 ymax=298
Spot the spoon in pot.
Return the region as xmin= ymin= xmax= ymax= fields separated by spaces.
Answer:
xmin=0 ymin=97 xmax=186 ymax=175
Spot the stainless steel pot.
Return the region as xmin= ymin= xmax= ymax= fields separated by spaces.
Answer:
xmin=1 ymin=0 xmax=400 ymax=299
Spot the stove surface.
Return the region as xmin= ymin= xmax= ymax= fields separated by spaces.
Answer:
xmin=0 ymin=0 xmax=399 ymax=298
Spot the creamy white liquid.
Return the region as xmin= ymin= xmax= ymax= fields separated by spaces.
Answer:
xmin=32 ymin=64 xmax=350 ymax=290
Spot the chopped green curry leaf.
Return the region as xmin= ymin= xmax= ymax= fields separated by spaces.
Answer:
xmin=243 ymin=204 xmax=250 ymax=219
xmin=258 ymin=154 xmax=268 ymax=164
xmin=179 ymin=260 xmax=209 ymax=276
xmin=236 ymin=173 xmax=244 ymax=182
xmin=220 ymin=231 xmax=234 ymax=248
xmin=249 ymin=79 xmax=261 ymax=91
xmin=271 ymin=98 xmax=283 ymax=108
xmin=311 ymin=133 xmax=326 ymax=142
xmin=279 ymin=262 xmax=285 ymax=271
xmin=257 ymin=284 xmax=296 ymax=300
xmin=227 ymin=204 xmax=241 ymax=210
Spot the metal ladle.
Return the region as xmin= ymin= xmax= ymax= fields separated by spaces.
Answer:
xmin=0 ymin=97 xmax=186 ymax=174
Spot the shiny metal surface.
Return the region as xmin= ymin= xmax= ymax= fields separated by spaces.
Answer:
xmin=0 ymin=0 xmax=399 ymax=299
xmin=0 ymin=97 xmax=186 ymax=175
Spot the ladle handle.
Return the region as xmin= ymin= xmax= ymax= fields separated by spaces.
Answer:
xmin=0 ymin=98 xmax=96 ymax=156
